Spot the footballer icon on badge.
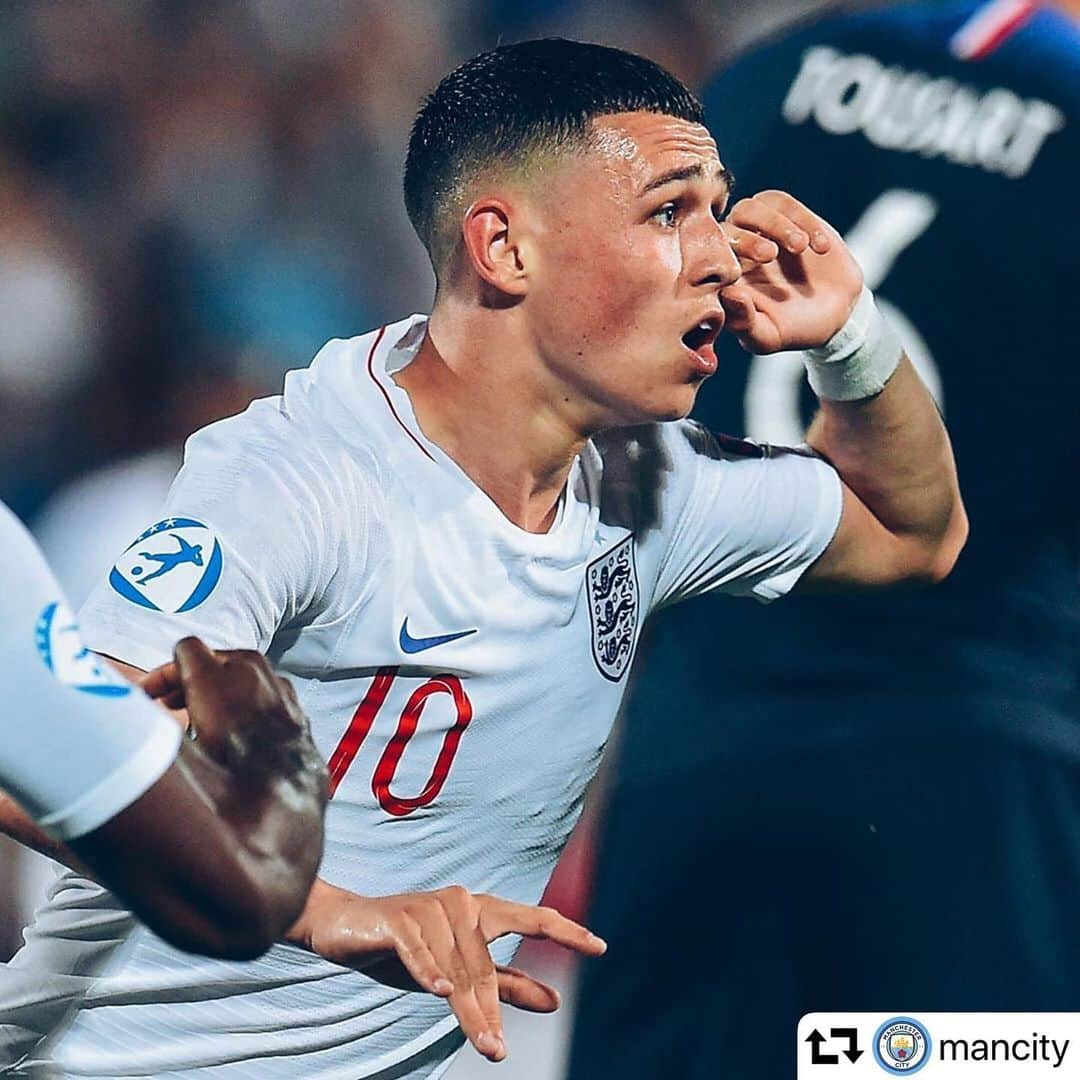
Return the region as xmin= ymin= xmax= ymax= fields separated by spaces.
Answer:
xmin=109 ymin=517 xmax=223 ymax=614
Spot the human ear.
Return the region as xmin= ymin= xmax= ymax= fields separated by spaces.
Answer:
xmin=461 ymin=198 xmax=528 ymax=296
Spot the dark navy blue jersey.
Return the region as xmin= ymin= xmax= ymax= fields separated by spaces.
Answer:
xmin=628 ymin=0 xmax=1079 ymax=775
xmin=571 ymin=6 xmax=1080 ymax=1076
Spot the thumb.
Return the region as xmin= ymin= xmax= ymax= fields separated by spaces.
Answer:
xmin=174 ymin=638 xmax=228 ymax=757
xmin=496 ymin=966 xmax=561 ymax=1013
xmin=174 ymin=636 xmax=220 ymax=677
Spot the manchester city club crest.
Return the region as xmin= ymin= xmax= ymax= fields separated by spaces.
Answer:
xmin=35 ymin=601 xmax=131 ymax=697
xmin=874 ymin=1017 xmax=932 ymax=1073
xmin=109 ymin=517 xmax=223 ymax=614
xmin=586 ymin=534 xmax=639 ymax=682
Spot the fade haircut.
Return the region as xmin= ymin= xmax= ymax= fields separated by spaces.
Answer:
xmin=404 ymin=38 xmax=705 ymax=279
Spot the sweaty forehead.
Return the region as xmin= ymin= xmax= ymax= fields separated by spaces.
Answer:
xmin=590 ymin=112 xmax=722 ymax=185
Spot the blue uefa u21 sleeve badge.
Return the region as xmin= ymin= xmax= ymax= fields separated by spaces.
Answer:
xmin=35 ymin=601 xmax=131 ymax=697
xmin=109 ymin=518 xmax=223 ymax=613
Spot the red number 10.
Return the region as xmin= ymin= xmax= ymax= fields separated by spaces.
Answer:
xmin=327 ymin=667 xmax=473 ymax=817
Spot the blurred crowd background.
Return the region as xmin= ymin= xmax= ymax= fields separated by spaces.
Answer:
xmin=0 ymin=0 xmax=839 ymax=530
xmin=0 ymin=0 xmax=872 ymax=1074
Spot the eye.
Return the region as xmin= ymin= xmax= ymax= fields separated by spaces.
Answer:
xmin=652 ymin=202 xmax=678 ymax=228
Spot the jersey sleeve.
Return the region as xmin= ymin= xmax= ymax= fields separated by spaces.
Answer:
xmin=649 ymin=421 xmax=843 ymax=609
xmin=79 ymin=395 xmax=371 ymax=673
xmin=0 ymin=502 xmax=181 ymax=840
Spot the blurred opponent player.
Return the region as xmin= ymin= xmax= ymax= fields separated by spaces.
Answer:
xmin=0 ymin=40 xmax=964 ymax=1078
xmin=0 ymin=499 xmax=327 ymax=965
xmin=570 ymin=3 xmax=1080 ymax=1078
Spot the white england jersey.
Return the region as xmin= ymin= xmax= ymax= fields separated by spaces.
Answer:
xmin=2 ymin=315 xmax=841 ymax=1078
xmin=0 ymin=501 xmax=180 ymax=841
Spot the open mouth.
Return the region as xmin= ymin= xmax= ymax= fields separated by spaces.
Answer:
xmin=681 ymin=316 xmax=723 ymax=372
xmin=682 ymin=320 xmax=719 ymax=351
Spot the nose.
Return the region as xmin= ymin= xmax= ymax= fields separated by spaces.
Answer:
xmin=687 ymin=216 xmax=742 ymax=290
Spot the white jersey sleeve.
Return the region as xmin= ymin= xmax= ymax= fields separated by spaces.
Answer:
xmin=79 ymin=373 xmax=381 ymax=672
xmin=648 ymin=421 xmax=843 ymax=609
xmin=0 ymin=502 xmax=181 ymax=840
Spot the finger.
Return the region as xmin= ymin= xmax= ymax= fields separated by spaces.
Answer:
xmin=194 ymin=648 xmax=281 ymax=722
xmin=157 ymin=687 xmax=188 ymax=712
xmin=219 ymin=649 xmax=277 ymax=684
xmin=141 ymin=673 xmax=187 ymax=717
xmin=723 ymin=224 xmax=778 ymax=265
xmin=720 ymin=284 xmax=785 ymax=354
xmin=479 ymin=899 xmax=607 ymax=957
xmin=755 ymin=190 xmax=832 ymax=253
xmin=217 ymin=650 xmax=277 ymax=704
xmin=461 ymin=920 xmax=505 ymax=1050
xmin=448 ymin=965 xmax=503 ymax=1061
xmin=174 ymin=637 xmax=223 ymax=688
xmin=729 ymin=196 xmax=810 ymax=254
xmin=497 ymin=965 xmax=561 ymax=1013
xmin=174 ymin=637 xmax=230 ymax=756
xmin=140 ymin=661 xmax=182 ymax=701
xmin=441 ymin=891 xmax=506 ymax=1058
xmin=140 ymin=670 xmax=188 ymax=712
xmin=718 ymin=286 xmax=759 ymax=339
xmin=392 ymin=914 xmax=454 ymax=998
xmin=422 ymin=902 xmax=503 ymax=1061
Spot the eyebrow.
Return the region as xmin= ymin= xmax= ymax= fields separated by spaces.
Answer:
xmin=639 ymin=163 xmax=735 ymax=198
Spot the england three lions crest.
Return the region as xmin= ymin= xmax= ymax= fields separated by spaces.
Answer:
xmin=587 ymin=534 xmax=639 ymax=682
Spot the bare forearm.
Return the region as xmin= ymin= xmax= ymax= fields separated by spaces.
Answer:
xmin=1 ymin=714 xmax=324 ymax=958
xmin=75 ymin=745 xmax=323 ymax=958
xmin=0 ymin=748 xmax=323 ymax=958
xmin=807 ymin=356 xmax=967 ymax=574
xmin=719 ymin=193 xmax=965 ymax=589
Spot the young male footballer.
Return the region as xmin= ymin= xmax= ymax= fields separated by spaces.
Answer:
xmin=0 ymin=39 xmax=965 ymax=1078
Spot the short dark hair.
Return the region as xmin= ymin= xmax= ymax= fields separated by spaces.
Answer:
xmin=404 ymin=38 xmax=704 ymax=276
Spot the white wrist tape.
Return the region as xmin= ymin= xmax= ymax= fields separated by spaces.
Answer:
xmin=803 ymin=286 xmax=903 ymax=402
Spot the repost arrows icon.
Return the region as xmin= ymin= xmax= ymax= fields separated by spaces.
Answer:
xmin=806 ymin=1029 xmax=839 ymax=1065
xmin=831 ymin=1028 xmax=864 ymax=1063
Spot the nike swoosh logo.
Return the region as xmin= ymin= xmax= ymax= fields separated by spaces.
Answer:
xmin=399 ymin=618 xmax=477 ymax=654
